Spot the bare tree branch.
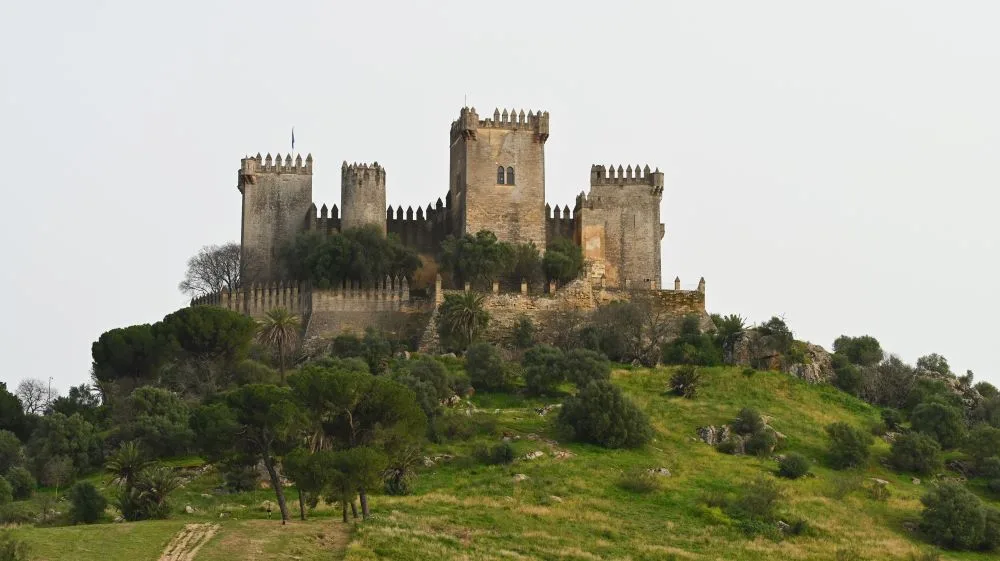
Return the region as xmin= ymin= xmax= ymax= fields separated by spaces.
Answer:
xmin=178 ymin=243 xmax=244 ymax=297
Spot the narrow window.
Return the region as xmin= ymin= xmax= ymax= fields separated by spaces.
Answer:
xmin=507 ymin=166 xmax=515 ymax=185
xmin=497 ymin=166 xmax=505 ymax=184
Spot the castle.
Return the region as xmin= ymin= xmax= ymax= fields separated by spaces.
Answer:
xmin=237 ymin=107 xmax=665 ymax=290
xmin=195 ymin=106 xmax=707 ymax=346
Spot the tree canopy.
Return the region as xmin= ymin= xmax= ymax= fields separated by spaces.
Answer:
xmin=284 ymin=226 xmax=421 ymax=288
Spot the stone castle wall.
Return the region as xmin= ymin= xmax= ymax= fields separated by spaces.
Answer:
xmin=340 ymin=162 xmax=387 ymax=233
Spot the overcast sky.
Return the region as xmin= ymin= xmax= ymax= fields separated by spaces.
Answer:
xmin=1 ymin=1 xmax=998 ymax=393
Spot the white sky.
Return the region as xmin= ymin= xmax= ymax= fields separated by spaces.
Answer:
xmin=1 ymin=1 xmax=998 ymax=392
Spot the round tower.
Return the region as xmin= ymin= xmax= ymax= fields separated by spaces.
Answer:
xmin=341 ymin=161 xmax=387 ymax=234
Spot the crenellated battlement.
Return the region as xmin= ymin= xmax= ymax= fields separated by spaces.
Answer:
xmin=450 ymin=106 xmax=550 ymax=141
xmin=305 ymin=202 xmax=342 ymax=234
xmin=240 ymin=153 xmax=313 ymax=176
xmin=341 ymin=161 xmax=386 ymax=185
xmin=590 ymin=164 xmax=664 ymax=192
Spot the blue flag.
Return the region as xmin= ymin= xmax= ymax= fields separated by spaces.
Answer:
xmin=291 ymin=127 xmax=295 ymax=151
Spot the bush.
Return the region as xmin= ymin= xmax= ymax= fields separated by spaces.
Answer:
xmin=465 ymin=343 xmax=515 ymax=392
xmin=543 ymin=237 xmax=584 ymax=284
xmin=0 ymin=532 xmax=29 ymax=561
xmin=911 ymin=402 xmax=966 ymax=449
xmin=522 ymin=345 xmax=566 ymax=396
xmin=889 ymin=432 xmax=943 ymax=475
xmin=866 ymin=480 xmax=891 ymax=501
xmin=285 ymin=226 xmax=421 ymax=288
xmin=557 ymin=380 xmax=652 ymax=449
xmin=331 ymin=333 xmax=364 ymax=358
xmin=979 ymin=456 xmax=1000 ymax=480
xmin=965 ymin=425 xmax=1000 ymax=466
xmin=5 ymin=468 xmax=33 ymax=501
xmin=733 ymin=408 xmax=766 ymax=436
xmin=712 ymin=313 xmax=747 ymax=340
xmin=512 ymin=316 xmax=536 ymax=349
xmin=778 ymin=453 xmax=811 ymax=479
xmin=881 ymin=408 xmax=903 ymax=431
xmin=825 ymin=422 xmax=873 ymax=469
xmin=475 ymin=443 xmax=514 ymax=466
xmin=668 ymin=366 xmax=702 ymax=399
xmin=919 ymin=480 xmax=990 ymax=550
xmin=728 ymin=477 xmax=783 ymax=522
xmin=975 ymin=382 xmax=999 ymax=400
xmin=0 ymin=502 xmax=37 ymax=525
xmin=831 ymin=354 xmax=862 ymax=396
xmin=745 ymin=430 xmax=778 ymax=457
xmin=68 ymin=482 xmax=107 ymax=524
xmin=0 ymin=479 xmax=10 ymax=506
xmin=617 ymin=469 xmax=661 ymax=494
xmin=220 ymin=461 xmax=258 ymax=493
xmin=563 ymin=349 xmax=611 ymax=387
xmin=832 ymin=335 xmax=884 ymax=366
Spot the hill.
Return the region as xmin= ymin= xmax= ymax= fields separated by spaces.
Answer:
xmin=8 ymin=364 xmax=998 ymax=560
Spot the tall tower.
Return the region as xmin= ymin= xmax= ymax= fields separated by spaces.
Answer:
xmin=578 ymin=164 xmax=665 ymax=288
xmin=340 ymin=162 xmax=387 ymax=234
xmin=449 ymin=107 xmax=549 ymax=250
xmin=237 ymin=153 xmax=313 ymax=283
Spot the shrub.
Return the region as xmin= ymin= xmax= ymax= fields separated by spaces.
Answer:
xmin=745 ymin=430 xmax=778 ymax=457
xmin=733 ymin=408 xmax=766 ymax=436
xmin=331 ymin=332 xmax=364 ymax=358
xmin=0 ymin=432 xmax=23 ymax=476
xmin=742 ymin=367 xmax=756 ymax=378
xmin=965 ymin=425 xmax=1000 ymax=466
xmin=361 ymin=328 xmax=395 ymax=374
xmin=0 ymin=532 xmax=29 ymax=561
xmin=728 ymin=477 xmax=783 ymax=522
xmin=475 ymin=443 xmax=514 ymax=466
xmin=757 ymin=317 xmax=793 ymax=354
xmin=522 ymin=345 xmax=566 ymax=396
xmin=825 ymin=422 xmax=873 ymax=469
xmin=889 ymin=432 xmax=943 ymax=475
xmin=563 ymin=349 xmax=611 ymax=387
xmin=543 ymin=237 xmax=584 ymax=284
xmin=0 ymin=479 xmax=10 ymax=506
xmin=778 ymin=453 xmax=811 ymax=479
xmin=220 ymin=461 xmax=258 ymax=493
xmin=5 ymin=468 xmax=33 ymax=501
xmin=881 ymin=408 xmax=903 ymax=431
xmin=975 ymin=382 xmax=999 ymax=400
xmin=911 ymin=402 xmax=966 ymax=449
xmin=832 ymin=335 xmax=884 ymax=366
xmin=557 ymin=380 xmax=652 ymax=449
xmin=465 ymin=342 xmax=515 ymax=392
xmin=979 ymin=456 xmax=1000 ymax=480
xmin=984 ymin=508 xmax=1000 ymax=550
xmin=617 ymin=469 xmax=661 ymax=494
xmin=512 ymin=316 xmax=535 ymax=349
xmin=0 ymin=502 xmax=37 ymax=525
xmin=68 ymin=482 xmax=107 ymax=524
xmin=285 ymin=226 xmax=420 ymax=288
xmin=831 ymin=354 xmax=862 ymax=396
xmin=668 ymin=366 xmax=702 ymax=399
xmin=866 ymin=480 xmax=891 ymax=501
xmin=919 ymin=480 xmax=989 ymax=550
xmin=712 ymin=313 xmax=747 ymax=340
xmin=826 ymin=475 xmax=863 ymax=499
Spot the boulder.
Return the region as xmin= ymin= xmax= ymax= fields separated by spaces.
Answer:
xmin=647 ymin=467 xmax=671 ymax=477
xmin=696 ymin=425 xmax=731 ymax=446
xmin=523 ymin=450 xmax=544 ymax=461
xmin=724 ymin=331 xmax=834 ymax=383
xmin=184 ymin=505 xmax=196 ymax=514
xmin=512 ymin=474 xmax=529 ymax=482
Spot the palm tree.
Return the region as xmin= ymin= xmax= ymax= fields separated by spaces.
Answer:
xmin=105 ymin=441 xmax=150 ymax=490
xmin=256 ymin=308 xmax=301 ymax=384
xmin=438 ymin=292 xmax=489 ymax=351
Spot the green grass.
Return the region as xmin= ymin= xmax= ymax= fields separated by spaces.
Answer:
xmin=6 ymin=365 xmax=999 ymax=560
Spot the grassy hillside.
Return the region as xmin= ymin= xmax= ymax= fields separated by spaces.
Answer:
xmin=8 ymin=366 xmax=999 ymax=560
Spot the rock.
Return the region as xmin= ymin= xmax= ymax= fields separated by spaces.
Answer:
xmin=201 ymin=493 xmax=213 ymax=499
xmin=512 ymin=474 xmax=529 ymax=482
xmin=184 ymin=505 xmax=196 ymax=514
xmin=439 ymin=353 xmax=457 ymax=359
xmin=523 ymin=450 xmax=544 ymax=461
xmin=777 ymin=520 xmax=791 ymax=533
xmin=219 ymin=512 xmax=230 ymax=519
xmin=912 ymin=478 xmax=921 ymax=485
xmin=113 ymin=516 xmax=124 ymax=523
xmin=869 ymin=478 xmax=889 ymax=486
xmin=397 ymin=351 xmax=411 ymax=360
xmin=443 ymin=395 xmax=461 ymax=407
xmin=882 ymin=432 xmax=900 ymax=443
xmin=697 ymin=425 xmax=731 ymax=446
xmin=647 ymin=467 xmax=671 ymax=477
xmin=723 ymin=331 xmax=834 ymax=383
xmin=549 ymin=495 xmax=564 ymax=503
xmin=535 ymin=404 xmax=561 ymax=416
xmin=552 ymin=450 xmax=574 ymax=460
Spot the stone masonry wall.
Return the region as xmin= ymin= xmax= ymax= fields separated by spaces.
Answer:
xmin=239 ymin=154 xmax=314 ymax=282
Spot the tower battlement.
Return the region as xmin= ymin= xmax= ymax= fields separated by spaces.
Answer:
xmin=450 ymin=107 xmax=550 ymax=141
xmin=240 ymin=153 xmax=313 ymax=175
xmin=341 ymin=161 xmax=386 ymax=185
xmin=590 ymin=164 xmax=664 ymax=192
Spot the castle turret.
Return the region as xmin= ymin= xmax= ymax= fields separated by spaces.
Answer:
xmin=448 ymin=106 xmax=549 ymax=251
xmin=238 ymin=153 xmax=313 ymax=283
xmin=577 ymin=163 xmax=665 ymax=288
xmin=341 ymin=162 xmax=387 ymax=234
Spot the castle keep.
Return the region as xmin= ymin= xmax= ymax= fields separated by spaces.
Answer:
xmin=238 ymin=107 xmax=665 ymax=289
xmin=198 ymin=106 xmax=707 ymax=346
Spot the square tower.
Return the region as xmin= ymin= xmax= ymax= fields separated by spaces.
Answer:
xmin=448 ymin=107 xmax=549 ymax=250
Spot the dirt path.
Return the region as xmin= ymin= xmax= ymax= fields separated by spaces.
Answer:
xmin=157 ymin=523 xmax=221 ymax=561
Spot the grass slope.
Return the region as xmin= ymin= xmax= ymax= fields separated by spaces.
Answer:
xmin=9 ymin=366 xmax=999 ymax=560
xmin=345 ymin=366 xmax=998 ymax=561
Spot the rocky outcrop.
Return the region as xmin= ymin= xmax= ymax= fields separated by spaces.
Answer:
xmin=723 ymin=331 xmax=834 ymax=384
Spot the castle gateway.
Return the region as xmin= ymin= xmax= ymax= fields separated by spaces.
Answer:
xmin=237 ymin=107 xmax=665 ymax=290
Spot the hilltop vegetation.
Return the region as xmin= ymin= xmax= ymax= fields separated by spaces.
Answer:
xmin=0 ymin=240 xmax=998 ymax=559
